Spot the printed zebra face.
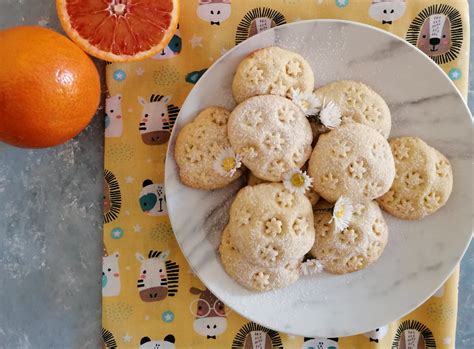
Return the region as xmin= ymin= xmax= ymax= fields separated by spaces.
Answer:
xmin=136 ymin=251 xmax=169 ymax=302
xmin=138 ymin=95 xmax=172 ymax=145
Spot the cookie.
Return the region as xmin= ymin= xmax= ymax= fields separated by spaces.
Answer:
xmin=175 ymin=107 xmax=243 ymax=189
xmin=308 ymin=123 xmax=395 ymax=203
xmin=377 ymin=137 xmax=453 ymax=219
xmin=227 ymin=183 xmax=315 ymax=268
xmin=310 ymin=201 xmax=388 ymax=274
xmin=232 ymin=47 xmax=314 ymax=104
xmin=228 ymin=95 xmax=313 ymax=182
xmin=314 ymin=80 xmax=391 ymax=138
xmin=247 ymin=172 xmax=267 ymax=186
xmin=248 ymin=172 xmax=319 ymax=206
xmin=220 ymin=226 xmax=301 ymax=291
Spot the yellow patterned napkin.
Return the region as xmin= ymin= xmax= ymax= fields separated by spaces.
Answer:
xmin=102 ymin=1 xmax=469 ymax=348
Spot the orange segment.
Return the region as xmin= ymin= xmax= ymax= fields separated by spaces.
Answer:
xmin=57 ymin=0 xmax=179 ymax=62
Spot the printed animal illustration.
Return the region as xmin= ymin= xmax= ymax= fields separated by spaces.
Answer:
xmin=105 ymin=94 xmax=123 ymax=137
xmin=363 ymin=326 xmax=388 ymax=343
xmin=139 ymin=179 xmax=167 ymax=216
xmin=232 ymin=322 xmax=283 ymax=349
xmin=185 ymin=69 xmax=208 ymax=84
xmin=235 ymin=8 xmax=286 ymax=45
xmin=136 ymin=250 xmax=179 ymax=302
xmin=406 ymin=4 xmax=463 ymax=64
xmin=103 ymin=169 xmax=121 ymax=223
xmin=197 ymin=0 xmax=232 ymax=26
xmin=368 ymin=0 xmax=406 ymax=25
xmin=152 ymin=25 xmax=182 ymax=60
xmin=139 ymin=335 xmax=176 ymax=349
xmin=392 ymin=320 xmax=436 ymax=349
xmin=301 ymin=337 xmax=339 ymax=349
xmin=190 ymin=287 xmax=228 ymax=339
xmin=138 ymin=94 xmax=179 ymax=145
xmin=101 ymin=328 xmax=117 ymax=349
xmin=418 ymin=14 xmax=451 ymax=56
xmin=102 ymin=250 xmax=120 ymax=297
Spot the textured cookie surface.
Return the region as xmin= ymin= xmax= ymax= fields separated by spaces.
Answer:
xmin=308 ymin=123 xmax=395 ymax=203
xmin=228 ymin=183 xmax=315 ymax=268
xmin=377 ymin=137 xmax=453 ymax=219
xmin=314 ymin=80 xmax=391 ymax=138
xmin=175 ymin=107 xmax=243 ymax=189
xmin=247 ymin=172 xmax=319 ymax=206
xmin=220 ymin=226 xmax=301 ymax=292
xmin=311 ymin=201 xmax=388 ymax=274
xmin=228 ymin=95 xmax=313 ymax=182
xmin=232 ymin=46 xmax=314 ymax=104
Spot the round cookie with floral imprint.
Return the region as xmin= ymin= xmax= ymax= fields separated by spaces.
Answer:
xmin=228 ymin=95 xmax=313 ymax=182
xmin=314 ymin=80 xmax=391 ymax=138
xmin=377 ymin=137 xmax=453 ymax=220
xmin=174 ymin=107 xmax=243 ymax=189
xmin=220 ymin=226 xmax=301 ymax=291
xmin=227 ymin=183 xmax=315 ymax=268
xmin=309 ymin=123 xmax=395 ymax=203
xmin=311 ymin=200 xmax=388 ymax=274
xmin=232 ymin=47 xmax=314 ymax=104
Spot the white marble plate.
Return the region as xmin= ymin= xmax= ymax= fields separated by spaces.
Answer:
xmin=165 ymin=20 xmax=472 ymax=337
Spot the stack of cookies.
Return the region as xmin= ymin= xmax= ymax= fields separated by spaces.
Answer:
xmin=174 ymin=46 xmax=453 ymax=292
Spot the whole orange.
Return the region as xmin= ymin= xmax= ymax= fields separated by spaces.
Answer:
xmin=0 ymin=26 xmax=100 ymax=148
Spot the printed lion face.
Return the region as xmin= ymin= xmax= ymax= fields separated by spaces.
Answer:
xmin=406 ymin=4 xmax=463 ymax=65
xmin=417 ymin=14 xmax=452 ymax=56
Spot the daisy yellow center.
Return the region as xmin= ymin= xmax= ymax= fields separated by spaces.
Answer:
xmin=335 ymin=206 xmax=345 ymax=218
xmin=301 ymin=100 xmax=310 ymax=110
xmin=222 ymin=157 xmax=236 ymax=171
xmin=290 ymin=173 xmax=305 ymax=187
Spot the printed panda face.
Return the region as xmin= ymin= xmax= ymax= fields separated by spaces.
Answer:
xmin=139 ymin=335 xmax=175 ymax=349
xmin=139 ymin=179 xmax=168 ymax=216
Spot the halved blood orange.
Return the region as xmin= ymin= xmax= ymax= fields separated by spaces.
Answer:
xmin=56 ymin=0 xmax=179 ymax=62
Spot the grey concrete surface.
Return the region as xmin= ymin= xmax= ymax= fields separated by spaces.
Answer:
xmin=0 ymin=0 xmax=472 ymax=348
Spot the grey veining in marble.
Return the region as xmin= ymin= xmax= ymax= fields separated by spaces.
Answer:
xmin=0 ymin=2 xmax=472 ymax=348
xmin=165 ymin=20 xmax=473 ymax=338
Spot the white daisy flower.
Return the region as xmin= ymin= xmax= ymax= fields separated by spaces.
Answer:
xmin=283 ymin=168 xmax=313 ymax=194
xmin=300 ymin=259 xmax=324 ymax=275
xmin=319 ymin=99 xmax=342 ymax=129
xmin=330 ymin=196 xmax=353 ymax=232
xmin=213 ymin=147 xmax=242 ymax=177
xmin=290 ymin=90 xmax=321 ymax=116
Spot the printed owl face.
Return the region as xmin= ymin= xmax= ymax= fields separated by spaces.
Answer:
xmin=417 ymin=14 xmax=452 ymax=56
